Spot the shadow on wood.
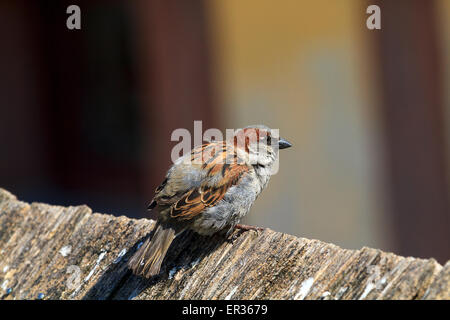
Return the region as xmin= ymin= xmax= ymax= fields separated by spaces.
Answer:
xmin=0 ymin=188 xmax=448 ymax=300
xmin=83 ymin=230 xmax=227 ymax=299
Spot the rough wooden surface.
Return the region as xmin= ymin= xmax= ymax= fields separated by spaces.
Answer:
xmin=0 ymin=188 xmax=448 ymax=300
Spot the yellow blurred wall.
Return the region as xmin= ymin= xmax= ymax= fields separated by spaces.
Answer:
xmin=207 ymin=0 xmax=392 ymax=250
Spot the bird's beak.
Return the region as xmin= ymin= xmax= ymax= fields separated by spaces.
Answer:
xmin=278 ymin=138 xmax=292 ymax=149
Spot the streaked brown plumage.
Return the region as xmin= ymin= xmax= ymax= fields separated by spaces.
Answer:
xmin=128 ymin=125 xmax=292 ymax=278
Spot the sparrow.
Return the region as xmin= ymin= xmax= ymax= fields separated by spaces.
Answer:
xmin=128 ymin=125 xmax=292 ymax=278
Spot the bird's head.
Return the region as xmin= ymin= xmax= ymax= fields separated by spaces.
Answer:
xmin=233 ymin=125 xmax=292 ymax=168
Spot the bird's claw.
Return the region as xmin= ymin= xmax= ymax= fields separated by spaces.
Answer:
xmin=226 ymin=231 xmax=241 ymax=244
xmin=235 ymin=223 xmax=264 ymax=234
xmin=226 ymin=224 xmax=264 ymax=244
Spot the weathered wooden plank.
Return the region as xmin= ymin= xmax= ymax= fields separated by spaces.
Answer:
xmin=421 ymin=261 xmax=450 ymax=300
xmin=0 ymin=188 xmax=447 ymax=300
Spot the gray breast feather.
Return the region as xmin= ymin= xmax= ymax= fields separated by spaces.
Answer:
xmin=190 ymin=172 xmax=264 ymax=236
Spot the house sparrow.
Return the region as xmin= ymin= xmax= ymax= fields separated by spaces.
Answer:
xmin=128 ymin=125 xmax=292 ymax=278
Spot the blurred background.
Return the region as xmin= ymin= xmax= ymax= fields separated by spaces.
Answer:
xmin=0 ymin=0 xmax=449 ymax=263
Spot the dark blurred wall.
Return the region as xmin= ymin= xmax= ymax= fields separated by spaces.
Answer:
xmin=370 ymin=0 xmax=450 ymax=263
xmin=133 ymin=0 xmax=219 ymax=218
xmin=0 ymin=0 xmax=219 ymax=218
xmin=0 ymin=2 xmax=47 ymax=190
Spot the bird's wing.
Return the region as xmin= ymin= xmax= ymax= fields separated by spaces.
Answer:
xmin=149 ymin=142 xmax=250 ymax=221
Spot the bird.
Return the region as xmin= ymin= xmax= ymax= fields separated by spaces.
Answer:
xmin=128 ymin=125 xmax=292 ymax=278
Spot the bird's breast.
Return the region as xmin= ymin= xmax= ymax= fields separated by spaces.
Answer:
xmin=189 ymin=171 xmax=265 ymax=236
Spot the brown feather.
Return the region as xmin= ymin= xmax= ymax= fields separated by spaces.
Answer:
xmin=168 ymin=143 xmax=249 ymax=221
xmin=128 ymin=222 xmax=177 ymax=278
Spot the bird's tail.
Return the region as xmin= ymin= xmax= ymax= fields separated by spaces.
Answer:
xmin=128 ymin=222 xmax=176 ymax=278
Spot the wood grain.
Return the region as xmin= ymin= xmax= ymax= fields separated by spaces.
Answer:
xmin=0 ymin=188 xmax=448 ymax=300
